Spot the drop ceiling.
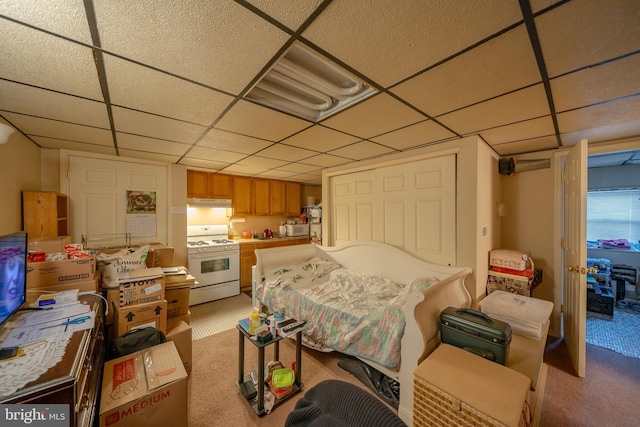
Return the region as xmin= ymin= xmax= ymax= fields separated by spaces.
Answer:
xmin=1 ymin=0 xmax=639 ymax=185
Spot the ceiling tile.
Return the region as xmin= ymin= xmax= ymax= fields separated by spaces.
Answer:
xmin=0 ymin=80 xmax=109 ymax=128
xmin=275 ymin=163 xmax=323 ymax=174
xmin=281 ymin=125 xmax=360 ymax=152
xmin=536 ymin=0 xmax=640 ymax=78
xmin=116 ymin=133 xmax=191 ymax=156
xmin=322 ymin=94 xmax=424 ymax=139
xmin=256 ymin=169 xmax=297 ymax=180
xmin=300 ymin=153 xmax=353 ymax=168
xmin=0 ymin=0 xmax=93 ymax=44
xmin=112 ymin=106 xmax=207 ymax=144
xmin=223 ymin=164 xmax=268 ymax=175
xmin=561 ymin=121 xmax=640 ymax=146
xmin=392 ymin=26 xmax=540 ymax=117
xmin=236 ymin=155 xmax=288 ymax=169
xmin=438 ymin=84 xmax=550 ymax=135
xmin=2 ymin=112 xmax=112 ymax=146
xmin=179 ymin=158 xmax=233 ymax=171
xmin=93 ymin=1 xmax=289 ymax=94
xmin=104 ymin=55 xmax=235 ymax=125
xmin=215 ymin=100 xmax=311 ymax=141
xmin=371 ymin=120 xmax=456 ymax=150
xmin=255 ymin=144 xmax=317 ymax=162
xmin=31 ymin=136 xmax=117 ymax=155
xmin=491 ymin=135 xmax=559 ymax=156
xmin=303 ymin=0 xmax=522 ymax=87
xmin=476 ymin=116 xmax=556 ymax=146
xmin=0 ymin=22 xmax=102 ymax=99
xmin=118 ymin=150 xmax=181 ymax=164
xmin=183 ymin=146 xmax=247 ymax=164
xmin=551 ymin=54 xmax=640 ymax=113
xmin=328 ymin=140 xmax=396 ymax=160
xmin=198 ymin=129 xmax=272 ymax=154
xmin=246 ymin=0 xmax=324 ymax=31
xmin=557 ymin=95 xmax=640 ymax=135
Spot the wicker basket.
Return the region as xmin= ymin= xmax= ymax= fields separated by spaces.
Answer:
xmin=413 ymin=376 xmax=530 ymax=427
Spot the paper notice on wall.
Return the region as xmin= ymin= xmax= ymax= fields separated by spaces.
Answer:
xmin=126 ymin=190 xmax=157 ymax=237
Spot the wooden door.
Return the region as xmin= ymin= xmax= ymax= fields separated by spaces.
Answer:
xmin=563 ymin=139 xmax=588 ymax=377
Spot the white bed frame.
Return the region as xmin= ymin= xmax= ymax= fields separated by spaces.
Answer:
xmin=252 ymin=241 xmax=472 ymax=424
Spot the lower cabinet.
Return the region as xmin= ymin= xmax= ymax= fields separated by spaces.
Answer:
xmin=239 ymin=238 xmax=309 ymax=292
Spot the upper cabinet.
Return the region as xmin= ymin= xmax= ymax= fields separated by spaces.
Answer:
xmin=187 ymin=170 xmax=233 ymax=199
xmin=285 ymin=181 xmax=301 ymax=216
xmin=232 ymin=176 xmax=252 ymax=215
xmin=231 ymin=177 xmax=302 ymax=216
xmin=270 ymin=180 xmax=286 ymax=216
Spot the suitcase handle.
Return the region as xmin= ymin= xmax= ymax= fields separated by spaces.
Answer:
xmin=456 ymin=308 xmax=493 ymax=322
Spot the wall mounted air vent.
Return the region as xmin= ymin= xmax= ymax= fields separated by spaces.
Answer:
xmin=244 ymin=42 xmax=377 ymax=122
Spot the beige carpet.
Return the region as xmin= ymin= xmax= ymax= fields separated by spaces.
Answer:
xmin=187 ymin=328 xmax=370 ymax=427
xmin=189 ymin=293 xmax=254 ymax=340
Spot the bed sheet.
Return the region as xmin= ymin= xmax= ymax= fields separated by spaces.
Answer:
xmin=255 ymin=258 xmax=439 ymax=369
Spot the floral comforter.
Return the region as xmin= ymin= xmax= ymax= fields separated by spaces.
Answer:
xmin=255 ymin=257 xmax=440 ymax=369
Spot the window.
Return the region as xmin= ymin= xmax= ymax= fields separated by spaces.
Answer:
xmin=587 ymin=189 xmax=640 ymax=242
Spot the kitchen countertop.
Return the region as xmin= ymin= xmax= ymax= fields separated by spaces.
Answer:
xmin=233 ymin=236 xmax=309 ymax=244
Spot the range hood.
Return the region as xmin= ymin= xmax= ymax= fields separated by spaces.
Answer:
xmin=187 ymin=198 xmax=232 ymax=208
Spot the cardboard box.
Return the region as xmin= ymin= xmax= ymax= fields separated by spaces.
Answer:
xmin=169 ymin=311 xmax=191 ymax=326
xmin=146 ymin=244 xmax=175 ymax=268
xmin=166 ymin=286 xmax=190 ymax=319
xmin=118 ymin=267 xmax=165 ymax=306
xmin=114 ymin=300 xmax=167 ymax=337
xmin=99 ymin=341 xmax=188 ymax=427
xmin=163 ymin=269 xmax=195 ymax=289
xmin=27 ymin=236 xmax=72 ymax=254
xmin=166 ymin=319 xmax=192 ymax=375
xmin=27 ymin=276 xmax=98 ymax=304
xmin=27 ymin=257 xmax=96 ymax=288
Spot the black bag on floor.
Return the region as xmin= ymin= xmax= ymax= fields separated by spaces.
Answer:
xmin=108 ymin=327 xmax=166 ymax=360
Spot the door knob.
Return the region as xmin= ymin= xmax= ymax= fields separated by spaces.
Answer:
xmin=586 ymin=267 xmax=598 ymax=274
xmin=567 ymin=265 xmax=579 ymax=272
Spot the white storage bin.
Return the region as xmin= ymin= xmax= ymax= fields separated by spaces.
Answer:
xmin=480 ymin=290 xmax=553 ymax=339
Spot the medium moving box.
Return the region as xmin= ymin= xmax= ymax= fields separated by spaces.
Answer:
xmin=27 ymin=236 xmax=72 ymax=254
xmin=27 ymin=257 xmax=96 ymax=287
xmin=99 ymin=341 xmax=188 ymax=427
xmin=166 ymin=286 xmax=190 ymax=319
xmin=146 ymin=244 xmax=175 ymax=268
xmin=114 ymin=300 xmax=167 ymax=336
xmin=27 ymin=276 xmax=98 ymax=304
xmin=166 ymin=319 xmax=192 ymax=375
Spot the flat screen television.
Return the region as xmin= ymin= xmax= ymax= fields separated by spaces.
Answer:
xmin=0 ymin=231 xmax=27 ymax=327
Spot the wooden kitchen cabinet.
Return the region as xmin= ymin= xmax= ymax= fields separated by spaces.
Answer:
xmin=239 ymin=238 xmax=310 ymax=292
xmin=286 ymin=181 xmax=302 ymax=216
xmin=232 ymin=176 xmax=253 ymax=215
xmin=253 ymin=178 xmax=271 ymax=216
xmin=22 ymin=191 xmax=69 ymax=237
xmin=270 ymin=180 xmax=286 ymax=215
xmin=187 ymin=170 xmax=233 ymax=199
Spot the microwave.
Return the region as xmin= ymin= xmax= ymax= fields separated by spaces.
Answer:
xmin=285 ymin=223 xmax=309 ymax=237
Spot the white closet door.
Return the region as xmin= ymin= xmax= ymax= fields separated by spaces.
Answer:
xmin=68 ymin=155 xmax=168 ymax=245
xmin=376 ymin=155 xmax=456 ymax=266
xmin=329 ymin=155 xmax=456 ymax=266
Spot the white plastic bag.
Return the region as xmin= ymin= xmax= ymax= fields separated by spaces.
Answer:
xmin=97 ymin=245 xmax=149 ymax=288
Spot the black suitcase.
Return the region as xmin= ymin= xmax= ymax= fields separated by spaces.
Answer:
xmin=439 ymin=307 xmax=512 ymax=364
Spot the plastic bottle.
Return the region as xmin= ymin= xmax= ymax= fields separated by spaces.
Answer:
xmin=249 ymin=310 xmax=261 ymax=335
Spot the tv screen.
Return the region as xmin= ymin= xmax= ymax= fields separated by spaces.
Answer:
xmin=0 ymin=232 xmax=27 ymax=327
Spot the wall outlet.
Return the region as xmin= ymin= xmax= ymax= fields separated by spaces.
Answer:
xmin=481 ymin=225 xmax=488 ymax=238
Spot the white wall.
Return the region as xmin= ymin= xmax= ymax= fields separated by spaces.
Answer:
xmin=0 ymin=123 xmax=41 ymax=235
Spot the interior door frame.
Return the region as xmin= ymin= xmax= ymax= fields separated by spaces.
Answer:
xmin=553 ymin=138 xmax=640 ymax=364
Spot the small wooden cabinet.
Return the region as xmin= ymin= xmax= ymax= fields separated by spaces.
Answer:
xmin=231 ymin=177 xmax=302 ymax=217
xmin=187 ymin=170 xmax=232 ymax=199
xmin=270 ymin=180 xmax=286 ymax=216
xmin=239 ymin=238 xmax=310 ymax=292
xmin=22 ymin=191 xmax=69 ymax=237
xmin=285 ymin=181 xmax=301 ymax=216
xmin=232 ymin=176 xmax=253 ymax=215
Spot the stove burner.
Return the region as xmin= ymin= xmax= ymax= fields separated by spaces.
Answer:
xmin=188 ymin=241 xmax=208 ymax=246
xmin=212 ymin=239 xmax=234 ymax=244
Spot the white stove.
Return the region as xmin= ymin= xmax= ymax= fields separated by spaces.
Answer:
xmin=186 ymin=225 xmax=239 ymax=305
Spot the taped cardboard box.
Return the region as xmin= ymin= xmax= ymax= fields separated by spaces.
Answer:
xmin=166 ymin=319 xmax=192 ymax=375
xmin=99 ymin=341 xmax=187 ymax=427
xmin=27 ymin=257 xmax=96 ymax=288
xmin=163 ymin=268 xmax=195 ymax=289
xmin=118 ymin=267 xmax=165 ymax=306
xmin=169 ymin=311 xmax=191 ymax=326
xmin=114 ymin=300 xmax=167 ymax=337
xmin=166 ymin=286 xmax=190 ymax=319
xmin=146 ymin=244 xmax=175 ymax=268
xmin=27 ymin=236 xmax=72 ymax=254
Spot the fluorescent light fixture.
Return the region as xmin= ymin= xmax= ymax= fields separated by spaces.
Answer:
xmin=245 ymin=42 xmax=377 ymax=122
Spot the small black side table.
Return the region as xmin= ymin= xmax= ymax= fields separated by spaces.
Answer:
xmin=235 ymin=325 xmax=303 ymax=416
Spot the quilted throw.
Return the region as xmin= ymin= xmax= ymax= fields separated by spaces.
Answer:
xmin=256 ymin=257 xmax=440 ymax=369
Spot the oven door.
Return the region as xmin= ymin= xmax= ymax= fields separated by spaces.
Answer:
xmin=188 ymin=250 xmax=239 ymax=286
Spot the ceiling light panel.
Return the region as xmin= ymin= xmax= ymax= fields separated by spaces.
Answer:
xmin=245 ymin=42 xmax=378 ymax=122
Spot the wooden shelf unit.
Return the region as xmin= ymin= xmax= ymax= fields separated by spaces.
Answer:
xmin=22 ymin=191 xmax=69 ymax=237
